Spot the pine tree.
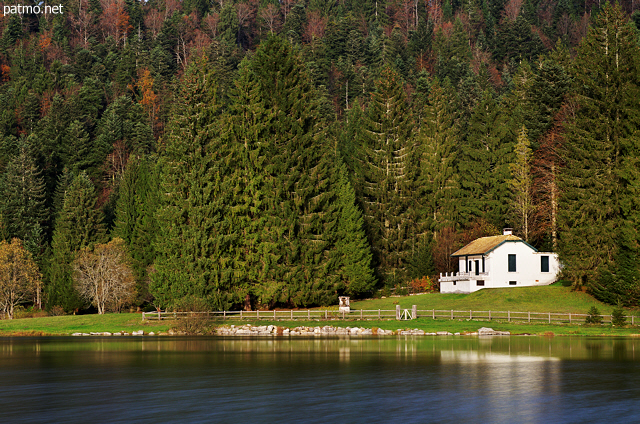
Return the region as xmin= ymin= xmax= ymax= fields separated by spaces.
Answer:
xmin=510 ymin=126 xmax=533 ymax=241
xmin=357 ymin=66 xmax=416 ymax=280
xmin=417 ymin=79 xmax=458 ymax=236
xmin=113 ymin=155 xmax=158 ymax=305
xmin=0 ymin=142 xmax=48 ymax=252
xmin=246 ymin=35 xmax=340 ymax=307
xmin=559 ymin=4 xmax=640 ymax=300
xmin=46 ymin=172 xmax=105 ymax=312
xmin=457 ymin=90 xmax=513 ymax=228
xmin=150 ymin=58 xmax=231 ymax=310
xmin=333 ymin=161 xmax=376 ymax=296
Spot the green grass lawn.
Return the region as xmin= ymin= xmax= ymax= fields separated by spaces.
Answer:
xmin=350 ymin=284 xmax=629 ymax=315
xmin=0 ymin=313 xmax=173 ymax=336
xmin=2 ymin=285 xmax=639 ymax=336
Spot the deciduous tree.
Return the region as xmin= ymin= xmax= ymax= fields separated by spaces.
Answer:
xmin=0 ymin=238 xmax=41 ymax=319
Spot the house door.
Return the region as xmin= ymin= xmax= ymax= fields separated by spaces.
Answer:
xmin=475 ymin=260 xmax=480 ymax=276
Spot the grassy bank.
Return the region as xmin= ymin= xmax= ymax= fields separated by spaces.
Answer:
xmin=2 ymin=285 xmax=639 ymax=337
xmin=1 ymin=313 xmax=640 ymax=337
xmin=0 ymin=313 xmax=173 ymax=336
xmin=351 ymin=284 xmax=628 ymax=315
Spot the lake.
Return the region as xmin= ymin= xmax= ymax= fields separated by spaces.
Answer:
xmin=1 ymin=336 xmax=638 ymax=423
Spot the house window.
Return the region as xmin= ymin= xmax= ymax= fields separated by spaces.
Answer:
xmin=477 ymin=280 xmax=485 ymax=286
xmin=468 ymin=261 xmax=472 ymax=273
xmin=482 ymin=257 xmax=485 ymax=273
xmin=509 ymin=281 xmax=517 ymax=285
xmin=508 ymin=254 xmax=516 ymax=272
xmin=475 ymin=260 xmax=480 ymax=276
xmin=541 ymin=256 xmax=550 ymax=273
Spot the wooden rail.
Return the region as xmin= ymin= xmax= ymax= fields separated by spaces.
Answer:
xmin=142 ymin=309 xmax=637 ymax=325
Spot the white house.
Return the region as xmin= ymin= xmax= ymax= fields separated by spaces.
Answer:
xmin=439 ymin=229 xmax=560 ymax=294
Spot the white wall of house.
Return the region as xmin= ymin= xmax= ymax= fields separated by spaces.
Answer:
xmin=440 ymin=241 xmax=559 ymax=294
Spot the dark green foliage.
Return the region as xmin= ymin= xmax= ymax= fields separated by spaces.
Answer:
xmin=611 ymin=302 xmax=626 ymax=326
xmin=334 ymin=161 xmax=376 ymax=296
xmin=457 ymin=90 xmax=513 ymax=228
xmin=0 ymin=142 xmax=47 ymax=249
xmin=356 ymin=67 xmax=416 ymax=277
xmin=113 ymin=156 xmax=158 ymax=306
xmin=585 ymin=306 xmax=602 ymax=324
xmin=559 ymin=4 xmax=640 ymax=304
xmin=151 ymin=58 xmax=230 ymax=310
xmin=46 ymin=172 xmax=105 ymax=312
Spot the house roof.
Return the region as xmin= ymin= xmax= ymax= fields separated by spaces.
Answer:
xmin=451 ymin=235 xmax=537 ymax=257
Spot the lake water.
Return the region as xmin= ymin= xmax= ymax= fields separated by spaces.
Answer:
xmin=1 ymin=336 xmax=639 ymax=423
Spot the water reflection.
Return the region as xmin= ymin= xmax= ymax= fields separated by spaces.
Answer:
xmin=0 ymin=336 xmax=639 ymax=423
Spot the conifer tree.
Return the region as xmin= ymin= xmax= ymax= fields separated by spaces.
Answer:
xmin=333 ymin=161 xmax=376 ymax=296
xmin=457 ymin=90 xmax=513 ymax=228
xmin=0 ymin=142 xmax=47 ymax=251
xmin=113 ymin=155 xmax=158 ymax=305
xmin=46 ymin=172 xmax=105 ymax=312
xmin=357 ymin=66 xmax=416 ymax=279
xmin=559 ymin=3 xmax=640 ymax=301
xmin=510 ymin=126 xmax=533 ymax=241
xmin=151 ymin=58 xmax=231 ymax=310
xmin=417 ymin=79 xmax=458 ymax=236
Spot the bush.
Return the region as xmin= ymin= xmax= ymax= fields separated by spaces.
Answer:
xmin=408 ymin=276 xmax=439 ymax=293
xmin=585 ymin=306 xmax=603 ymax=324
xmin=611 ymin=303 xmax=626 ymax=326
xmin=48 ymin=305 xmax=65 ymax=316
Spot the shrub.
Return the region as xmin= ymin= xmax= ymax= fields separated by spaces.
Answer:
xmin=408 ymin=276 xmax=439 ymax=293
xmin=585 ymin=306 xmax=603 ymax=324
xmin=48 ymin=305 xmax=65 ymax=316
xmin=611 ymin=303 xmax=626 ymax=326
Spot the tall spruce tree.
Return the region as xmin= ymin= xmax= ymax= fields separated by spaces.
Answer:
xmin=151 ymin=58 xmax=231 ymax=310
xmin=0 ymin=142 xmax=47 ymax=252
xmin=244 ymin=36 xmax=341 ymax=307
xmin=457 ymin=90 xmax=513 ymax=228
xmin=559 ymin=3 xmax=640 ymax=303
xmin=113 ymin=155 xmax=158 ymax=305
xmin=357 ymin=66 xmax=416 ymax=280
xmin=46 ymin=172 xmax=105 ymax=311
xmin=333 ymin=161 xmax=376 ymax=296
xmin=510 ymin=126 xmax=534 ymax=241
xmin=416 ymin=79 xmax=459 ymax=236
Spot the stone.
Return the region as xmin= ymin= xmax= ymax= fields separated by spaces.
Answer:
xmin=71 ymin=333 xmax=82 ymax=336
xmin=436 ymin=331 xmax=452 ymax=336
xmin=478 ymin=327 xmax=510 ymax=336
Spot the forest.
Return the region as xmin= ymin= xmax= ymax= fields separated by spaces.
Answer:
xmin=0 ymin=0 xmax=639 ymax=313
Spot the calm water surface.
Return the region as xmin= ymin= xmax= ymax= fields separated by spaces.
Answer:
xmin=0 ymin=336 xmax=638 ymax=423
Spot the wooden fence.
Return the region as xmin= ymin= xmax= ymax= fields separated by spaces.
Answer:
xmin=142 ymin=308 xmax=638 ymax=325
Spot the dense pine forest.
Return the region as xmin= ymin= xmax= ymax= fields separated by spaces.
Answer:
xmin=1 ymin=0 xmax=639 ymax=313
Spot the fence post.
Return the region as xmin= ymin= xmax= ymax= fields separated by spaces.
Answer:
xmin=528 ymin=312 xmax=530 ymax=323
xmin=257 ymin=310 xmax=259 ymax=319
xmin=548 ymin=312 xmax=551 ymax=323
xmin=361 ymin=309 xmax=364 ymax=320
xmin=633 ymin=316 xmax=635 ymax=325
xmin=396 ymin=305 xmax=401 ymax=320
xmin=489 ymin=311 xmax=491 ymax=321
xmin=508 ymin=311 xmax=510 ymax=322
xmin=432 ymin=309 xmax=435 ymax=319
xmin=378 ymin=309 xmax=381 ymax=319
xmin=450 ymin=310 xmax=453 ymax=320
xmin=142 ymin=312 xmax=146 ymax=321
xmin=290 ymin=310 xmax=293 ymax=320
xmin=470 ymin=310 xmax=472 ymax=320
xmin=412 ymin=305 xmax=417 ymax=320
xmin=274 ymin=310 xmax=276 ymax=320
xmin=569 ymin=313 xmax=571 ymax=324
xmin=308 ymin=310 xmax=310 ymax=319
xmin=325 ymin=310 xmax=327 ymax=320
xmin=223 ymin=310 xmax=226 ymax=320
xmin=240 ymin=310 xmax=243 ymax=319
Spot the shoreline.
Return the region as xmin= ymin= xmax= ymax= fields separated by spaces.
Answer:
xmin=2 ymin=323 xmax=639 ymax=338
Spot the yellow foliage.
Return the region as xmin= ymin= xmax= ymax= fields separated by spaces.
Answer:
xmin=0 ymin=238 xmax=41 ymax=319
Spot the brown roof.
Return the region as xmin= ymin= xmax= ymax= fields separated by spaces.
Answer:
xmin=451 ymin=235 xmax=530 ymax=257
